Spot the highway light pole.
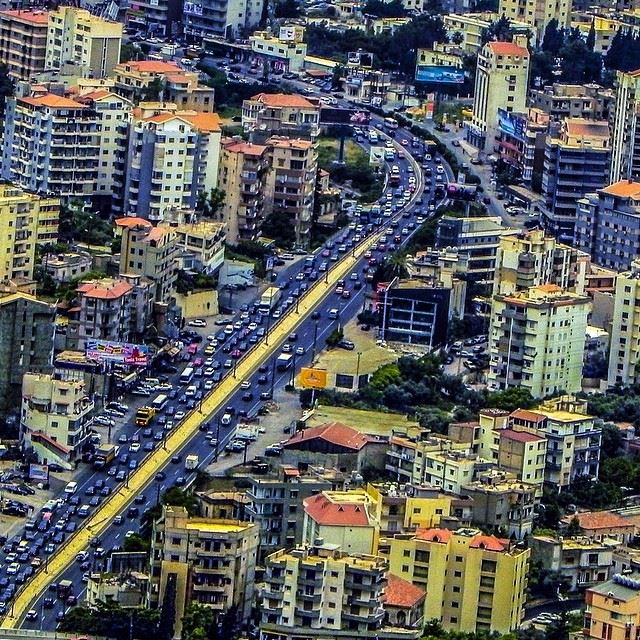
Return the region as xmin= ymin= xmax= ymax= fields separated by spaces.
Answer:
xmin=214 ymin=418 xmax=221 ymax=462
xmin=265 ymin=311 xmax=272 ymax=346
xmin=311 ymin=322 xmax=319 ymax=361
xmin=355 ymin=351 xmax=362 ymax=389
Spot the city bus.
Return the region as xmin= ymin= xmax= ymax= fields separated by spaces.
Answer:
xmin=180 ymin=367 xmax=195 ymax=385
xmin=151 ymin=394 xmax=169 ymax=412
xmin=383 ymin=117 xmax=398 ymax=131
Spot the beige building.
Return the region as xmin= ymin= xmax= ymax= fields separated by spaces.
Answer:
xmin=499 ymin=0 xmax=571 ymax=38
xmin=0 ymin=184 xmax=59 ymax=283
xmin=20 ymin=370 xmax=94 ymax=468
xmin=149 ymin=505 xmax=259 ymax=634
xmin=250 ymin=31 xmax=308 ymax=72
xmin=488 ymin=284 xmax=591 ymax=398
xmin=163 ymin=220 xmax=226 ymax=275
xmin=242 ymin=92 xmax=320 ymax=138
xmin=218 ymin=139 xmax=269 ymax=244
xmin=264 ymin=136 xmax=317 ymax=247
xmin=86 ymin=572 xmax=149 ymax=609
xmin=469 ymin=40 xmax=530 ymax=152
xmin=610 ymin=68 xmax=640 ymax=183
xmin=114 ymin=217 xmax=178 ymax=305
xmin=46 ymin=7 xmax=122 ymax=78
xmin=43 ymin=252 xmax=93 ymax=284
xmin=0 ymin=9 xmax=48 ymax=80
xmin=497 ymin=429 xmax=547 ymax=486
xmin=585 ymin=574 xmax=640 ymax=640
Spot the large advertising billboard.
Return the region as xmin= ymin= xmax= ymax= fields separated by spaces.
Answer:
xmin=446 ymin=183 xmax=477 ymax=201
xmin=183 ymin=1 xmax=203 ymax=14
xmin=497 ymin=108 xmax=526 ymax=142
xmin=415 ymin=65 xmax=464 ymax=84
xmin=85 ymin=340 xmax=149 ymax=365
xmin=347 ymin=51 xmax=374 ymax=68
xmin=29 ymin=464 xmax=49 ymax=482
xmin=319 ymin=107 xmax=371 ymax=126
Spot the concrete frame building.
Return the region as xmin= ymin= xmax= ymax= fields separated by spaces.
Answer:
xmin=498 ymin=0 xmax=571 ymax=39
xmin=0 ymin=9 xmax=48 ymax=80
xmin=242 ymin=93 xmax=320 ymax=139
xmin=585 ymin=573 xmax=640 ymax=640
xmin=610 ymin=68 xmax=640 ymax=183
xmin=183 ymin=0 xmax=265 ymax=40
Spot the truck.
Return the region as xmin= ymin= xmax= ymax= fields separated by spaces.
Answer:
xmin=259 ymin=287 xmax=281 ymax=314
xmin=235 ymin=424 xmax=258 ymax=442
xmin=185 ymin=454 xmax=199 ymax=471
xmin=276 ymin=353 xmax=294 ymax=371
xmin=93 ymin=444 xmax=118 ymax=470
xmin=135 ymin=406 xmax=156 ymax=427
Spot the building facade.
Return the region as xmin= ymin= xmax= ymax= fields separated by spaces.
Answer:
xmin=0 ymin=9 xmax=48 ymax=80
xmin=585 ymin=573 xmax=640 ymax=640
xmin=183 ymin=0 xmax=265 ymax=40
xmin=241 ymin=93 xmax=320 ymax=139
xmin=610 ymin=68 xmax=640 ymax=183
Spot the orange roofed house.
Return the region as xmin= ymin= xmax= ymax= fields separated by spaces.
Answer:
xmin=241 ymin=92 xmax=320 ymax=137
xmin=282 ymin=421 xmax=387 ymax=473
xmin=561 ymin=511 xmax=636 ymax=544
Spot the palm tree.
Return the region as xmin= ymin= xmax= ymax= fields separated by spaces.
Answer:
xmin=386 ymin=250 xmax=409 ymax=279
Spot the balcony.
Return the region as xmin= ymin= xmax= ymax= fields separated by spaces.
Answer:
xmin=294 ymin=606 xmax=320 ymax=619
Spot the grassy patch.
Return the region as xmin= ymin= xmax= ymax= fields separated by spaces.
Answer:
xmin=307 ymin=405 xmax=419 ymax=437
xmin=218 ymin=106 xmax=242 ymax=122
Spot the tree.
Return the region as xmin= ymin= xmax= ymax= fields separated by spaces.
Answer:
xmin=451 ymin=31 xmax=464 ymax=45
xmin=142 ymin=77 xmax=165 ymax=101
xmin=159 ymin=573 xmax=177 ymax=640
xmin=331 ymin=64 xmax=345 ymax=90
xmin=566 ymin=516 xmax=581 ymax=536
xmin=541 ymin=18 xmax=564 ymax=55
xmin=0 ymin=63 xmax=14 ymax=121
xmin=484 ymin=387 xmax=535 ymax=411
xmin=481 ymin=15 xmax=513 ymax=45
xmin=123 ymin=533 xmax=150 ymax=552
xmin=181 ymin=604 xmax=217 ymax=640
xmin=264 ymin=210 xmax=297 ymax=248
xmin=274 ymin=0 xmax=300 ymax=18
xmin=363 ymin=0 xmax=405 ymax=17
xmin=196 ymin=187 xmax=225 ymax=219
xmin=586 ymin=20 xmax=596 ymax=51
xmin=120 ymin=42 xmax=140 ymax=63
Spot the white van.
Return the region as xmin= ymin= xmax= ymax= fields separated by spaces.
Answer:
xmin=185 ymin=385 xmax=197 ymax=397
xmin=64 ymin=481 xmax=78 ymax=496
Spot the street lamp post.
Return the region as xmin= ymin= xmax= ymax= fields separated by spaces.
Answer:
xmin=311 ymin=322 xmax=319 ymax=361
xmin=214 ymin=418 xmax=221 ymax=462
xmin=355 ymin=351 xmax=362 ymax=390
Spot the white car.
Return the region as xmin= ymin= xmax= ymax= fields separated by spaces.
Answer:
xmin=94 ymin=416 xmax=115 ymax=427
xmin=130 ymin=442 xmax=141 ymax=453
xmin=241 ymin=380 xmax=251 ymax=389
xmin=26 ymin=609 xmax=38 ymax=620
xmin=6 ymin=562 xmax=18 ymax=575
xmin=248 ymin=322 xmax=258 ymax=331
xmin=188 ymin=319 xmax=206 ymax=327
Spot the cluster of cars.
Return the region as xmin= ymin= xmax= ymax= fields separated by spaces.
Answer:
xmin=449 ymin=335 xmax=489 ymax=371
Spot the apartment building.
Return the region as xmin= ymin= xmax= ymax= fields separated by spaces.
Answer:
xmin=261 ymin=545 xmax=417 ymax=640
xmin=435 ymin=216 xmax=519 ymax=285
xmin=530 ymin=535 xmax=615 ymax=591
xmin=264 ymin=136 xmax=317 ymax=247
xmin=46 ymin=7 xmax=122 ymax=78
xmin=443 ymin=13 xmax=534 ymax=54
xmin=126 ymin=0 xmax=182 ymax=38
xmin=468 ymin=40 xmax=530 ymax=152
xmin=575 ymin=180 xmax=640 ymax=272
xmin=302 ymin=491 xmax=379 ymax=555
xmin=608 ymin=260 xmax=640 ymax=386
xmin=541 ymin=118 xmax=610 ymax=239
xmin=250 ymin=31 xmax=307 ymax=73
xmin=0 ymin=9 xmax=48 ymax=80
xmin=493 ymin=229 xmax=589 ymax=297
xmin=20 ymin=370 xmax=94 ymax=469
xmin=124 ymin=107 xmax=221 ymax=223
xmin=1 ymin=89 xmax=99 ymax=203
xmin=610 ymin=68 xmax=640 ymax=183
xmin=161 ymin=221 xmax=226 ymax=275
xmin=150 ymin=506 xmax=259 ymax=635
xmin=86 ymin=572 xmax=149 ymax=609
xmin=421 ymin=449 xmax=492 ymax=494
xmin=243 ymin=465 xmax=339 ymax=562
xmin=487 ymin=284 xmax=591 ymax=398
xmin=43 ymin=252 xmax=93 ymax=284
xmin=0 ymin=184 xmax=59 ymax=282
xmin=183 ymin=0 xmax=265 ymax=41
xmin=218 ymin=138 xmax=269 ymax=244
xmin=585 ymin=573 xmax=640 ymax=640
xmin=462 ymin=473 xmax=540 ymax=538
xmin=509 ymin=395 xmax=602 ymax=489
xmin=77 ymin=90 xmax=132 ymax=214
xmin=388 ymin=527 xmax=530 ymax=633
xmin=242 ymin=93 xmax=320 ymax=139
xmin=114 ymin=217 xmax=178 ymax=305
xmin=497 ymin=429 xmax=547 ymax=486
xmin=0 ymin=292 xmax=54 ymax=412
xmin=498 ymin=0 xmax=570 ymax=37
xmin=529 ymin=83 xmax=612 ymax=122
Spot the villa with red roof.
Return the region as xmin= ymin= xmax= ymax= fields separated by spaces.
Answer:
xmin=242 ymin=92 xmax=320 ymax=137
xmin=282 ymin=421 xmax=388 ymax=473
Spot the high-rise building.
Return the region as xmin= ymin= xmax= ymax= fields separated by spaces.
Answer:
xmin=468 ymin=40 xmax=530 ymax=151
xmin=492 ymin=228 xmax=589 ymax=297
xmin=124 ymin=107 xmax=221 ymax=223
xmin=46 ymin=7 xmax=122 ymax=78
xmin=607 ymin=260 xmax=640 ymax=386
xmin=20 ymin=370 xmax=94 ymax=469
xmin=126 ymin=0 xmax=183 ymax=38
xmin=261 ymin=545 xmax=417 ymax=640
xmin=218 ymin=138 xmax=269 ymax=244
xmin=498 ymin=0 xmax=571 ymax=39
xmin=149 ymin=505 xmax=259 ymax=636
xmin=0 ymin=9 xmax=48 ymax=80
xmin=487 ymin=284 xmax=591 ymax=397
xmin=0 ymin=184 xmax=59 ymax=282
xmin=528 ymin=83 xmax=612 ymax=122
xmin=541 ymin=118 xmax=610 ymax=239
xmin=1 ymin=89 xmax=100 ymax=204
xmin=585 ymin=573 xmax=640 ymax=640
xmin=183 ymin=0 xmax=265 ymax=41
xmin=0 ymin=292 xmax=54 ymax=412
xmin=388 ymin=527 xmax=530 ymax=633
xmin=264 ymin=136 xmax=317 ymax=247
xmin=114 ymin=217 xmax=178 ymax=305
xmin=609 ymin=68 xmax=640 ymax=183
xmin=575 ymin=180 xmax=640 ymax=272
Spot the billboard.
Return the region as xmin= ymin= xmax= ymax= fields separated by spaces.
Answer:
xmin=446 ymin=183 xmax=477 ymax=200
xmin=279 ymin=25 xmax=304 ymax=42
xmin=85 ymin=340 xmax=149 ymax=365
xmin=183 ymin=1 xmax=203 ymax=14
xmin=497 ymin=108 xmax=526 ymax=142
xmin=415 ymin=65 xmax=464 ymax=84
xmin=299 ymin=368 xmax=327 ymax=389
xmin=319 ymin=107 xmax=371 ymax=126
xmin=369 ymin=146 xmax=385 ymax=167
xmin=347 ymin=51 xmax=374 ymax=68
xmin=29 ymin=464 xmax=49 ymax=482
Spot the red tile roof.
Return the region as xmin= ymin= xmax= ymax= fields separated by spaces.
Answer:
xmin=303 ymin=493 xmax=372 ymax=527
xmin=487 ymin=41 xmax=529 ymax=57
xmin=251 ymin=92 xmax=316 ymax=108
xmin=122 ymin=60 xmax=181 ymax=74
xmin=510 ymin=409 xmax=546 ymax=423
xmin=223 ymin=140 xmax=267 ymax=156
xmin=563 ymin=511 xmax=634 ymax=530
xmin=469 ymin=534 xmax=507 ymax=551
xmin=284 ymin=421 xmax=370 ymax=451
xmin=0 ymin=9 xmax=49 ymax=24
xmin=601 ymin=181 xmax=640 ymax=199
xmin=500 ymin=429 xmax=545 ymax=443
xmin=20 ymin=94 xmax=85 ymax=109
xmin=415 ymin=528 xmax=453 ymax=543
xmin=77 ymin=279 xmax=133 ymax=300
xmin=384 ymin=574 xmax=425 ymax=608
xmin=115 ymin=216 xmax=152 ymax=230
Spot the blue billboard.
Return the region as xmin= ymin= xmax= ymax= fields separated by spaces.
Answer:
xmin=497 ymin=108 xmax=526 ymax=142
xmin=415 ymin=65 xmax=464 ymax=84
